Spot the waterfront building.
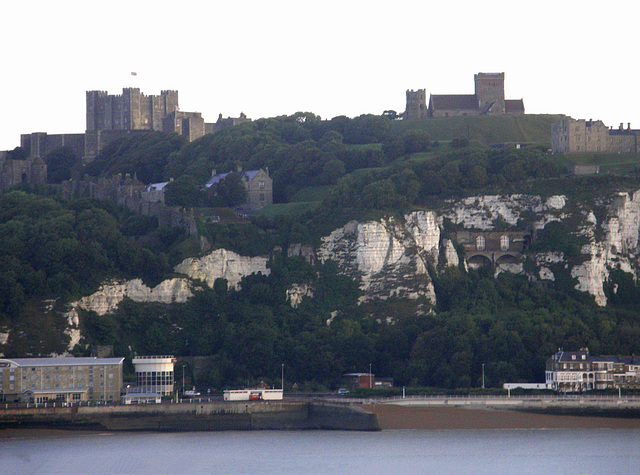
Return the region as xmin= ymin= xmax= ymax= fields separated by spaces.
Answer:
xmin=131 ymin=355 xmax=176 ymax=396
xmin=0 ymin=357 xmax=124 ymax=403
xmin=545 ymin=348 xmax=640 ymax=392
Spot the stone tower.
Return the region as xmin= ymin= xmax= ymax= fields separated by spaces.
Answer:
xmin=86 ymin=88 xmax=179 ymax=132
xmin=404 ymin=89 xmax=428 ymax=120
xmin=474 ymin=73 xmax=505 ymax=115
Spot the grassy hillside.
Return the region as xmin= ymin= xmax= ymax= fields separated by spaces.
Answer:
xmin=391 ymin=114 xmax=563 ymax=147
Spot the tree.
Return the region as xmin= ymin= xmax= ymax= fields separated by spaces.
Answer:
xmin=402 ymin=130 xmax=431 ymax=154
xmin=216 ymin=172 xmax=248 ymax=207
xmin=164 ymin=176 xmax=202 ymax=207
xmin=45 ymin=146 xmax=80 ymax=183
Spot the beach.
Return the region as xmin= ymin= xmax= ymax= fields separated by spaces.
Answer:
xmin=367 ymin=403 xmax=640 ymax=430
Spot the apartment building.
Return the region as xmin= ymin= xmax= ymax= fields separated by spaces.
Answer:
xmin=0 ymin=357 xmax=124 ymax=403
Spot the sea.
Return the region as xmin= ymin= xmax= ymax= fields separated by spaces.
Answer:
xmin=2 ymin=429 xmax=638 ymax=474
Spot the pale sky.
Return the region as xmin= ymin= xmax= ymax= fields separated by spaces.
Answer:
xmin=2 ymin=0 xmax=639 ymax=151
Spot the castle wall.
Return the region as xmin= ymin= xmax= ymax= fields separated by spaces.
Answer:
xmin=20 ymin=132 xmax=85 ymax=159
xmin=163 ymin=111 xmax=205 ymax=142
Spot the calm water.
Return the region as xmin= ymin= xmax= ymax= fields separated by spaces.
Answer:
xmin=2 ymin=429 xmax=638 ymax=474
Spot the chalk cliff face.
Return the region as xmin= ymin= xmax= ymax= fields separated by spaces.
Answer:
xmin=174 ymin=249 xmax=270 ymax=290
xmin=48 ymin=189 xmax=640 ymax=354
xmin=441 ymin=192 xmax=640 ymax=306
xmin=318 ymin=211 xmax=442 ymax=303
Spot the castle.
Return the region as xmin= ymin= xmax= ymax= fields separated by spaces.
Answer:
xmin=551 ymin=117 xmax=640 ymax=153
xmin=404 ymin=72 xmax=525 ymax=119
xmin=84 ymin=88 xmax=248 ymax=162
xmin=0 ymin=87 xmax=250 ymax=190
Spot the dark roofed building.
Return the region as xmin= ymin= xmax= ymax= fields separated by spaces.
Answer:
xmin=546 ymin=348 xmax=640 ymax=392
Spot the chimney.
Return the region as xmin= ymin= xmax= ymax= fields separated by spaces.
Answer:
xmin=620 ymin=123 xmax=624 ymax=130
xmin=628 ymin=123 xmax=631 ymax=130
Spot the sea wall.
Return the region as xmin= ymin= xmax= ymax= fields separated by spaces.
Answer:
xmin=0 ymin=401 xmax=380 ymax=432
xmin=382 ymin=396 xmax=640 ymax=417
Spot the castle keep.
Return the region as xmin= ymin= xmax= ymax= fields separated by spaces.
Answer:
xmin=404 ymin=72 xmax=525 ymax=119
xmin=86 ymin=88 xmax=179 ymax=132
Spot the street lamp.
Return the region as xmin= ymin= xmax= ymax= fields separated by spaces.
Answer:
xmin=369 ymin=363 xmax=372 ymax=389
xmin=482 ymin=363 xmax=485 ymax=389
xmin=281 ymin=363 xmax=284 ymax=392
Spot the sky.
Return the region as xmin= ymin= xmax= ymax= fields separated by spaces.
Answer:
xmin=2 ymin=0 xmax=639 ymax=151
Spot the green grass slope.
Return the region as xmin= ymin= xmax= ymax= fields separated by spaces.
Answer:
xmin=391 ymin=114 xmax=563 ymax=147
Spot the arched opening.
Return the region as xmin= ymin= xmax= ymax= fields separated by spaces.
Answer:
xmin=467 ymin=254 xmax=492 ymax=270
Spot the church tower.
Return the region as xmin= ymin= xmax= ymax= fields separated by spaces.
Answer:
xmin=474 ymin=73 xmax=505 ymax=115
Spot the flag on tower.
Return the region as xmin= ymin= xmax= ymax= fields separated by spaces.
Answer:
xmin=131 ymin=72 xmax=137 ymax=76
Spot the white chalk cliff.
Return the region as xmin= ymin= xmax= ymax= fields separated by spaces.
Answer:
xmin=318 ymin=211 xmax=443 ymax=303
xmin=45 ymin=189 xmax=640 ymax=354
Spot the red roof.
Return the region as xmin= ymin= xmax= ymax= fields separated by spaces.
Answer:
xmin=505 ymin=99 xmax=525 ymax=113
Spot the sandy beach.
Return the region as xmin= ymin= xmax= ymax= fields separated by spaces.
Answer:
xmin=367 ymin=403 xmax=640 ymax=430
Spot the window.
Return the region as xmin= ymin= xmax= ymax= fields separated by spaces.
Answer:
xmin=500 ymin=235 xmax=509 ymax=251
xmin=476 ymin=236 xmax=485 ymax=251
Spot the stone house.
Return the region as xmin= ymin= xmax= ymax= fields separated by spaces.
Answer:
xmin=204 ymin=168 xmax=273 ymax=211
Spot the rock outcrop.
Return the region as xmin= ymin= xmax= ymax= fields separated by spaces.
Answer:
xmin=174 ymin=249 xmax=270 ymax=290
xmin=318 ymin=211 xmax=441 ymax=303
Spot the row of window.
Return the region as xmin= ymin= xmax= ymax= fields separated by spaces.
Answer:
xmin=475 ymin=236 xmax=510 ymax=251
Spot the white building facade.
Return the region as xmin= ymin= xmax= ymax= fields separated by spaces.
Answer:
xmin=132 ymin=355 xmax=176 ymax=396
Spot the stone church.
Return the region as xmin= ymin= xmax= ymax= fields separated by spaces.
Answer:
xmin=404 ymin=72 xmax=525 ymax=119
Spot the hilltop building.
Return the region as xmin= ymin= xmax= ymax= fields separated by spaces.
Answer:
xmin=403 ymin=72 xmax=525 ymax=119
xmin=206 ymin=112 xmax=251 ymax=135
xmin=404 ymin=89 xmax=428 ymax=120
xmin=84 ymin=88 xmax=200 ymax=162
xmin=551 ymin=117 xmax=640 ymax=153
xmin=83 ymin=88 xmax=251 ymax=163
xmin=545 ymin=348 xmax=640 ymax=392
xmin=0 ymin=357 xmax=124 ymax=403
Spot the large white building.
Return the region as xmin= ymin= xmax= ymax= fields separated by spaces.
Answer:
xmin=546 ymin=348 xmax=640 ymax=392
xmin=0 ymin=357 xmax=124 ymax=403
xmin=132 ymin=355 xmax=176 ymax=396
